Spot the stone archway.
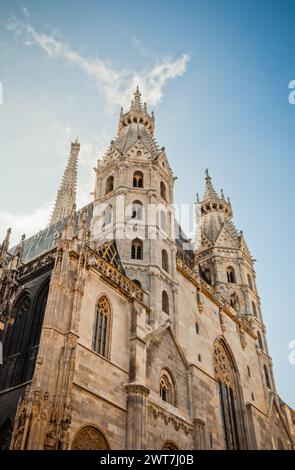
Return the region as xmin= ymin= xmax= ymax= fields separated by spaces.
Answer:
xmin=71 ymin=425 xmax=110 ymax=450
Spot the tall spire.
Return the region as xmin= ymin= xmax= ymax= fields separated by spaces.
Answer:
xmin=0 ymin=227 xmax=11 ymax=263
xmin=203 ymin=169 xmax=219 ymax=202
xmin=49 ymin=139 xmax=80 ymax=225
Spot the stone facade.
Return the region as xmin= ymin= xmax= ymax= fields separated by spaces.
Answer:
xmin=0 ymin=89 xmax=294 ymax=450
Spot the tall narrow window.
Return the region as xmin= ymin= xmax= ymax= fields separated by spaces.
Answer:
xmin=94 ymin=296 xmax=111 ymax=358
xmin=103 ymin=204 xmax=113 ymax=226
xmin=226 ymin=267 xmax=236 ymax=283
xmin=1 ymin=293 xmax=31 ymax=390
xmin=160 ymin=181 xmax=167 ymax=200
xmin=162 ymin=290 xmax=169 ymax=314
xmin=257 ymin=331 xmax=264 ymax=350
xmin=131 ymin=239 xmax=143 ymax=260
xmin=133 ymin=171 xmax=143 ymax=188
xmin=131 ymin=200 xmax=143 ymax=220
xmin=23 ymin=281 xmax=49 ymax=382
xmin=105 ymin=175 xmax=114 ymax=194
xmin=4 ymin=294 xmax=31 ymax=359
xmin=264 ymin=365 xmax=271 ymax=389
xmin=162 ymin=249 xmax=169 ymax=273
xmin=214 ymin=340 xmax=246 ymax=449
xmin=204 ymin=268 xmax=211 ymax=285
xmin=160 ymin=211 xmax=167 ymax=231
xmin=247 ymin=274 xmax=253 ymax=290
xmin=160 ymin=370 xmax=175 ymax=405
xmin=252 ymin=302 xmax=257 ymax=318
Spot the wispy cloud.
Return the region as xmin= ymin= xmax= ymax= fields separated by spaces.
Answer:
xmin=2 ymin=16 xmax=190 ymax=244
xmin=6 ymin=17 xmax=190 ymax=110
xmin=0 ymin=202 xmax=52 ymax=245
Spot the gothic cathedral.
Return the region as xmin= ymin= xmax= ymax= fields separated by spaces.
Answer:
xmin=0 ymin=89 xmax=294 ymax=450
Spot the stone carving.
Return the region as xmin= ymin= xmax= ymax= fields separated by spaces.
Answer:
xmin=71 ymin=426 xmax=109 ymax=450
xmin=148 ymin=403 xmax=192 ymax=435
xmin=213 ymin=340 xmax=234 ymax=387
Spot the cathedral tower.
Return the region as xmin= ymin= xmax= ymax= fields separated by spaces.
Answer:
xmin=91 ymin=88 xmax=177 ymax=328
xmin=195 ymin=170 xmax=276 ymax=397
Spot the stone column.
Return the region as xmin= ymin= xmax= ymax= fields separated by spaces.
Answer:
xmin=125 ymin=384 xmax=150 ymax=450
xmin=193 ymin=418 xmax=206 ymax=449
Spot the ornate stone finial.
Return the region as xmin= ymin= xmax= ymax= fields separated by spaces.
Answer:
xmin=49 ymin=140 xmax=80 ymax=226
xmin=133 ymin=86 xmax=142 ymax=110
xmin=0 ymin=227 xmax=12 ymax=261
xmin=203 ymin=169 xmax=218 ymax=202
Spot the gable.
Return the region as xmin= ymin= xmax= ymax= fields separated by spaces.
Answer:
xmin=215 ymin=224 xmax=239 ymax=248
xmin=125 ymin=140 xmax=152 ymax=161
xmin=265 ymin=396 xmax=294 ymax=449
xmin=145 ymin=324 xmax=189 ymax=411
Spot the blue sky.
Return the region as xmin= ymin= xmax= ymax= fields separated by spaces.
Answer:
xmin=0 ymin=0 xmax=294 ymax=407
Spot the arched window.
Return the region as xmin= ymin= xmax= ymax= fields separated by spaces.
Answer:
xmin=162 ymin=249 xmax=169 ymax=273
xmin=247 ymin=274 xmax=253 ymax=290
xmin=257 ymin=331 xmax=264 ymax=350
xmin=72 ymin=425 xmax=110 ymax=450
xmin=162 ymin=441 xmax=179 ymax=450
xmin=160 ymin=370 xmax=175 ymax=405
xmin=132 ymin=279 xmax=142 ymax=288
xmin=131 ymin=239 xmax=143 ymax=260
xmin=23 ymin=281 xmax=49 ymax=382
xmin=160 ymin=211 xmax=167 ymax=231
xmin=4 ymin=293 xmax=31 ymax=358
xmin=160 ymin=181 xmax=167 ymax=199
xmin=103 ymin=204 xmax=113 ymax=226
xmin=204 ymin=268 xmax=212 ymax=285
xmin=252 ymin=302 xmax=257 ymax=318
xmin=131 ymin=200 xmax=143 ymax=220
xmin=264 ymin=365 xmax=271 ymax=389
xmin=226 ymin=266 xmax=236 ymax=284
xmin=93 ymin=296 xmax=111 ymax=358
xmin=214 ymin=339 xmax=246 ymax=450
xmin=105 ymin=175 xmax=114 ymax=194
xmin=133 ymin=171 xmax=143 ymax=188
xmin=196 ymin=322 xmax=199 ymax=334
xmin=162 ymin=290 xmax=169 ymax=314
